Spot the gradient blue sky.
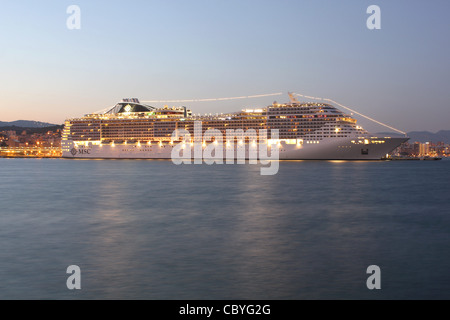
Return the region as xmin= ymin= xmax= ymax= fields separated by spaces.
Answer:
xmin=0 ymin=0 xmax=449 ymax=132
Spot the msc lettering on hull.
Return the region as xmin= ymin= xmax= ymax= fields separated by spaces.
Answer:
xmin=70 ymin=147 xmax=91 ymax=156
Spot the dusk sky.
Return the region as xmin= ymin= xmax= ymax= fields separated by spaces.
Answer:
xmin=1 ymin=0 xmax=449 ymax=133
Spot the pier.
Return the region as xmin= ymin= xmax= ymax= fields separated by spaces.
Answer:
xmin=0 ymin=147 xmax=61 ymax=158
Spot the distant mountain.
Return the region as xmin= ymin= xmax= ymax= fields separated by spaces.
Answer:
xmin=0 ymin=120 xmax=59 ymax=128
xmin=407 ymin=130 xmax=450 ymax=144
xmin=376 ymin=130 xmax=450 ymax=144
xmin=0 ymin=125 xmax=63 ymax=135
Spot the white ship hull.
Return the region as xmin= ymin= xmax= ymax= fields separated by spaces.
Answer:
xmin=62 ymin=137 xmax=408 ymax=160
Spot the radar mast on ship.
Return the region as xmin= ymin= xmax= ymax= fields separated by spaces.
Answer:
xmin=288 ymin=92 xmax=300 ymax=104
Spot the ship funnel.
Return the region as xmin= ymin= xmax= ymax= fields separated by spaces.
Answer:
xmin=122 ymin=98 xmax=140 ymax=103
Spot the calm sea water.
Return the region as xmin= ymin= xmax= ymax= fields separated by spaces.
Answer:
xmin=0 ymin=158 xmax=449 ymax=300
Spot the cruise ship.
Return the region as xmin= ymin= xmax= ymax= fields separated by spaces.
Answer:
xmin=62 ymin=94 xmax=408 ymax=160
